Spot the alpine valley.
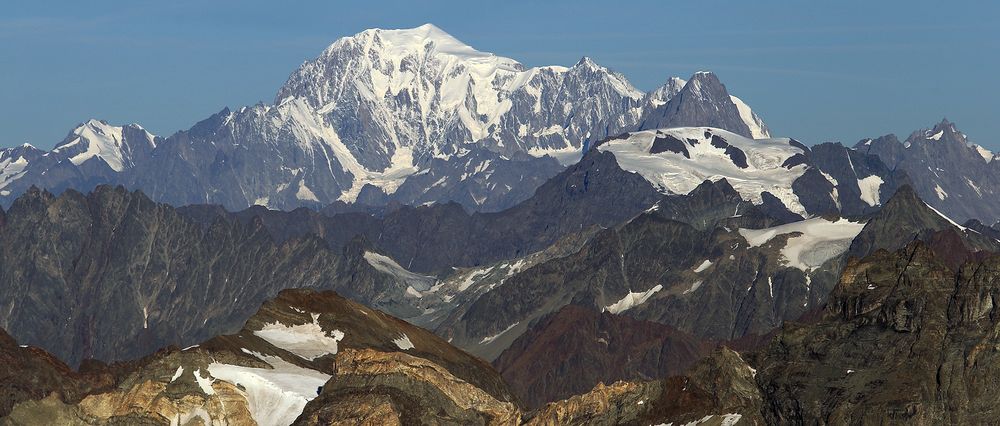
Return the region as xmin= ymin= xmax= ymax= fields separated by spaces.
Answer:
xmin=4 ymin=23 xmax=1000 ymax=426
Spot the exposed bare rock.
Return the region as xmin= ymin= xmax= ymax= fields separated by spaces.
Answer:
xmin=296 ymin=348 xmax=520 ymax=425
xmin=525 ymin=348 xmax=763 ymax=425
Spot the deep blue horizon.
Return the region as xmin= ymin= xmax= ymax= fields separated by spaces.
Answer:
xmin=3 ymin=0 xmax=998 ymax=149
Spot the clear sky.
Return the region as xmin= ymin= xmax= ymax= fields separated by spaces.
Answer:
xmin=3 ymin=0 xmax=998 ymax=149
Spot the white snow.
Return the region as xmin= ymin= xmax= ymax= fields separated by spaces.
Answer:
xmin=927 ymin=130 xmax=944 ymax=140
xmin=253 ymin=313 xmax=345 ymax=360
xmin=603 ymin=284 xmax=664 ymax=314
xmin=739 ymin=218 xmax=866 ymax=271
xmin=52 ymin=119 xmax=155 ymax=172
xmin=457 ymin=268 xmax=490 ymax=292
xmin=730 ymin=95 xmax=770 ymax=139
xmin=170 ymin=366 xmax=184 ymax=383
xmin=0 ymin=155 xmax=30 ymax=190
xmin=966 ymin=178 xmax=983 ymax=197
xmin=208 ymin=351 xmax=331 ymax=426
xmin=363 ymin=251 xmax=436 ymax=291
xmin=405 ymin=286 xmax=423 ymax=298
xmin=527 ymin=144 xmax=584 ymax=165
xmin=934 ymin=184 xmax=948 ymax=200
xmin=393 ymin=333 xmax=415 ymax=350
xmin=295 ymin=180 xmax=319 ymax=202
xmin=857 ymin=175 xmax=884 ymax=207
xmin=268 ymin=24 xmax=666 ymax=203
xmin=660 ymin=413 xmax=743 ymax=426
xmin=973 ymin=145 xmax=994 ymax=162
xmin=193 ymin=369 xmax=215 ymax=395
xmin=693 ymin=259 xmax=713 ymax=273
xmin=480 ymin=322 xmax=519 ymax=345
xmin=683 ymin=281 xmax=703 ymax=295
xmin=598 ymin=127 xmax=809 ymax=214
xmin=924 ymin=201 xmax=969 ymax=231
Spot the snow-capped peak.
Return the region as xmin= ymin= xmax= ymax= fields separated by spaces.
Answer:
xmin=52 ymin=119 xmax=156 ymax=172
xmin=648 ymin=77 xmax=687 ymax=107
xmin=355 ymin=24 xmax=517 ymax=68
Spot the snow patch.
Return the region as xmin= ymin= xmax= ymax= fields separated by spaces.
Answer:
xmin=604 ymin=284 xmax=664 ymax=314
xmin=295 ymin=180 xmax=319 ymax=202
xmin=924 ymin=201 xmax=969 ymax=232
xmin=253 ymin=313 xmax=345 ymax=360
xmin=730 ymin=95 xmax=769 ymax=138
xmin=170 ymin=366 xmax=184 ymax=383
xmin=857 ymin=175 xmax=883 ymax=207
xmin=480 ymin=322 xmax=519 ymax=345
xmin=393 ymin=333 xmax=415 ymax=350
xmin=193 ymin=369 xmax=215 ymax=395
xmin=693 ymin=259 xmax=713 ymax=273
xmin=208 ymin=352 xmax=331 ymax=426
xmin=739 ymin=218 xmax=866 ymax=271
xmin=364 ymin=251 xmax=436 ymax=291
xmin=934 ymin=184 xmax=948 ymax=200
xmin=683 ymin=281 xmax=703 ymax=294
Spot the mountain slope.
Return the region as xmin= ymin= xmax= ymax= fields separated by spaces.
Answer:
xmin=857 ymin=119 xmax=1000 ymax=223
xmin=494 ymin=304 xmax=713 ymax=409
xmin=435 ymin=180 xmax=859 ymax=360
xmin=752 ymin=242 xmax=1000 ymax=423
xmin=0 ymin=186 xmax=468 ymax=366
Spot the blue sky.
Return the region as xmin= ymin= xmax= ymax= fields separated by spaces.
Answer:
xmin=3 ymin=0 xmax=998 ymax=149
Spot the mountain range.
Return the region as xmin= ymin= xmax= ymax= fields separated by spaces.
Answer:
xmin=4 ymin=22 xmax=1000 ymax=426
xmin=0 ymin=24 xmax=769 ymax=214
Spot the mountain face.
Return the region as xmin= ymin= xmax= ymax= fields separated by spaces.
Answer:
xmin=857 ymin=119 xmax=1000 ymax=223
xmin=0 ymin=120 xmax=158 ymax=200
xmin=0 ymin=186 xmax=468 ymax=367
xmin=493 ymin=304 xmax=713 ymax=409
xmin=0 ymin=328 xmax=114 ymax=420
xmin=0 ymin=25 xmax=770 ymax=214
xmin=640 ymin=71 xmax=770 ymax=139
xmin=434 ymin=180 xmax=865 ymax=361
xmin=750 ymin=242 xmax=1000 ymax=424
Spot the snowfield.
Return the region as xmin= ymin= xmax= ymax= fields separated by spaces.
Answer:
xmin=604 ymin=284 xmax=664 ymax=314
xmin=738 ymin=217 xmax=866 ymax=271
xmin=252 ymin=313 xmax=345 ymax=360
xmin=208 ymin=350 xmax=332 ymax=426
xmin=598 ymin=127 xmax=810 ymax=214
